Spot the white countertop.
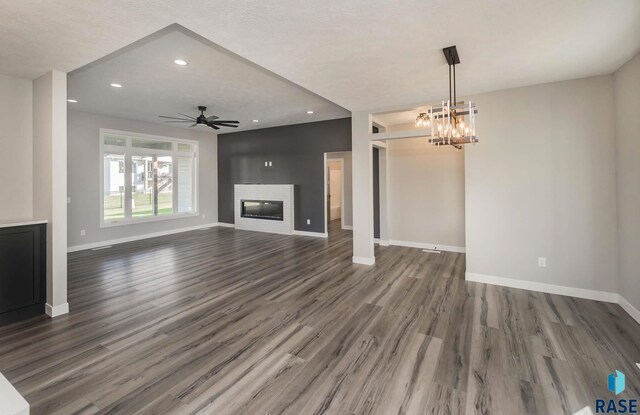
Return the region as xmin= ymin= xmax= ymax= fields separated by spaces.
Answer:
xmin=0 ymin=372 xmax=29 ymax=415
xmin=0 ymin=219 xmax=48 ymax=229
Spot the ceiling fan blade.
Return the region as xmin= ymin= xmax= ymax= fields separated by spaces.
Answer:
xmin=207 ymin=124 xmax=220 ymax=130
xmin=178 ymin=113 xmax=197 ymax=120
xmin=189 ymin=123 xmax=197 ymax=127
xmin=210 ymin=120 xmax=239 ymax=124
xmin=206 ymin=115 xmax=219 ymax=121
xmin=159 ymin=116 xmax=194 ymax=121
xmin=212 ymin=123 xmax=239 ymax=128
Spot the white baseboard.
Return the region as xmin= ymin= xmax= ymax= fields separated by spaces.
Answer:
xmin=374 ymin=238 xmax=390 ymax=246
xmin=45 ymin=302 xmax=69 ymax=317
xmin=388 ymin=239 xmax=466 ymax=253
xmin=68 ymin=222 xmax=331 ymax=252
xmin=465 ymin=272 xmax=619 ymax=303
xmin=353 ymin=256 xmax=375 ymax=265
xmin=619 ymin=295 xmax=640 ymax=325
xmin=67 ymin=223 xmax=220 ymax=252
xmin=341 ymin=225 xmax=353 ymax=230
xmin=293 ymin=230 xmax=328 ymax=238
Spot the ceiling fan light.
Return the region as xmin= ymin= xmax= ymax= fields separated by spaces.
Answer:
xmin=174 ymin=59 xmax=188 ymax=66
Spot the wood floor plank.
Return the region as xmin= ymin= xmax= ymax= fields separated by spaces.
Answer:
xmin=0 ymin=220 xmax=637 ymax=414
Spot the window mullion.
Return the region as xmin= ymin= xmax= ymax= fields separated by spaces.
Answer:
xmin=124 ymin=151 xmax=132 ymax=219
xmin=172 ymin=155 xmax=178 ymax=214
xmin=153 ymin=155 xmax=158 ymax=216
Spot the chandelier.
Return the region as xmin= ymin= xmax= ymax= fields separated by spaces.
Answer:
xmin=415 ymin=45 xmax=478 ymax=150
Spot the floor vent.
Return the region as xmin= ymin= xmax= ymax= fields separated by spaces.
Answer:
xmin=92 ymin=245 xmax=112 ymax=251
xmin=422 ymin=249 xmax=441 ymax=254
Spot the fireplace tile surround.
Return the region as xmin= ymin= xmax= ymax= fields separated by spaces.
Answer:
xmin=234 ymin=184 xmax=294 ymax=235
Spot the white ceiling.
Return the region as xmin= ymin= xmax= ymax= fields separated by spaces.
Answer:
xmin=66 ymin=27 xmax=349 ymax=132
xmin=1 ymin=0 xmax=639 ymax=112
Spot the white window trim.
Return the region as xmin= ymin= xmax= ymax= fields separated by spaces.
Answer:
xmin=99 ymin=128 xmax=199 ymax=228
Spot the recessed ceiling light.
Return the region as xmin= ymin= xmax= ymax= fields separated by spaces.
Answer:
xmin=174 ymin=59 xmax=188 ymax=66
xmin=67 ymin=99 xmax=78 ymax=103
xmin=109 ymin=83 xmax=122 ymax=88
xmin=252 ymin=119 xmax=259 ymax=123
xmin=307 ymin=110 xmax=314 ymax=114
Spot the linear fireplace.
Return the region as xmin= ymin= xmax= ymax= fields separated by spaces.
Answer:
xmin=241 ymin=200 xmax=284 ymax=221
xmin=235 ymin=184 xmax=293 ymax=235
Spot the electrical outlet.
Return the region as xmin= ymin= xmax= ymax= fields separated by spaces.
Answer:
xmin=80 ymin=229 xmax=86 ymax=237
xmin=67 ymin=197 xmax=71 ymax=203
xmin=306 ymin=219 xmax=311 ymax=225
xmin=264 ymin=161 xmax=268 ymax=166
xmin=268 ymin=161 xmax=273 ymax=166
xmin=538 ymin=257 xmax=546 ymax=267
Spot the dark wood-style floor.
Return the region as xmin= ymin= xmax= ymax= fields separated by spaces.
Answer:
xmin=1 ymin=221 xmax=639 ymax=414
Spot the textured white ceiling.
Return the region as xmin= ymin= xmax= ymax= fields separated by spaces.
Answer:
xmin=1 ymin=0 xmax=639 ymax=111
xmin=67 ymin=27 xmax=349 ymax=132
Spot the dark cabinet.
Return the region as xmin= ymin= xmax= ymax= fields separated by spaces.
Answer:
xmin=0 ymin=224 xmax=46 ymax=325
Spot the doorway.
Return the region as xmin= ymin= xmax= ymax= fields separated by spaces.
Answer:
xmin=324 ymin=152 xmax=353 ymax=235
xmin=327 ymin=159 xmax=343 ymax=224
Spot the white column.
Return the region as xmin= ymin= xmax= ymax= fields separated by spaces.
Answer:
xmin=351 ymin=111 xmax=375 ymax=265
xmin=33 ymin=70 xmax=68 ymax=317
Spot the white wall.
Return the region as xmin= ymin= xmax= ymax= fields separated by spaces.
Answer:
xmin=386 ymin=137 xmax=465 ymax=249
xmin=465 ymin=75 xmax=619 ymax=294
xmin=326 ymin=151 xmax=353 ymax=228
xmin=614 ymin=53 xmax=640 ymax=311
xmin=0 ymin=74 xmax=33 ymax=220
xmin=353 ymin=75 xmax=620 ymax=292
xmin=67 ymin=110 xmax=218 ymax=249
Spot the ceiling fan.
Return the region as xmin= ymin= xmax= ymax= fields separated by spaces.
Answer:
xmin=159 ymin=106 xmax=239 ymax=130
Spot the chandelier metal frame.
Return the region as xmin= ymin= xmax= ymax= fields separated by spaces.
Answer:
xmin=416 ymin=46 xmax=479 ymax=150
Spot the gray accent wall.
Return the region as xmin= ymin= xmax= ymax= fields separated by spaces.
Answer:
xmin=218 ymin=118 xmax=351 ymax=233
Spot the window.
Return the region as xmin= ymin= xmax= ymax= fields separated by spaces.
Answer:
xmin=100 ymin=129 xmax=198 ymax=226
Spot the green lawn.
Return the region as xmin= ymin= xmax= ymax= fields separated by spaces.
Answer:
xmin=104 ymin=192 xmax=173 ymax=220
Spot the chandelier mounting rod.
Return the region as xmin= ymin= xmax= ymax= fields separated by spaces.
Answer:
xmin=443 ymin=46 xmax=460 ymax=105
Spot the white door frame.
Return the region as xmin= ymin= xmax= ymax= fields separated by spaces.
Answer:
xmin=324 ymin=156 xmax=345 ymax=234
xmin=372 ymin=141 xmax=389 ymax=245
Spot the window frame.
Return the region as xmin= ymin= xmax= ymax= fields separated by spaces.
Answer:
xmin=99 ymin=128 xmax=199 ymax=228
